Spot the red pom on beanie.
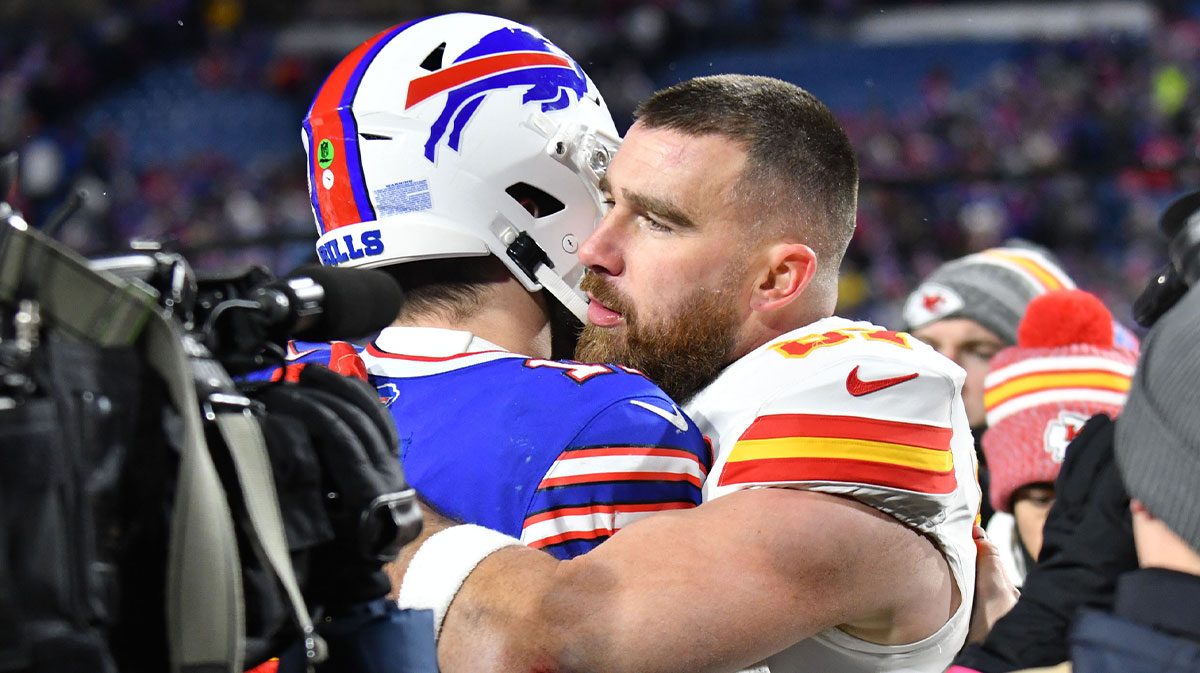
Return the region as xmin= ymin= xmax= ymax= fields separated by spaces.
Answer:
xmin=1017 ymin=289 xmax=1114 ymax=349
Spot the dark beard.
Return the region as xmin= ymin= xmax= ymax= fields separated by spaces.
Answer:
xmin=575 ymin=272 xmax=741 ymax=404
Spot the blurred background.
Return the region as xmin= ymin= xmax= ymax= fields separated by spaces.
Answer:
xmin=2 ymin=0 xmax=1197 ymax=330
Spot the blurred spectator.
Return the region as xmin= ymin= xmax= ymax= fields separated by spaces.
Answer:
xmin=900 ymin=241 xmax=1076 ymax=525
xmin=980 ymin=289 xmax=1137 ymax=587
xmin=1091 ymin=281 xmax=1200 ymax=673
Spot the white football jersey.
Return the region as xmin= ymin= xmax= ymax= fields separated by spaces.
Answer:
xmin=686 ymin=316 xmax=981 ymax=673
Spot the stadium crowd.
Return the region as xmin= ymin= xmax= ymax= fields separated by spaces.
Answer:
xmin=843 ymin=18 xmax=1200 ymax=330
xmin=3 ymin=0 xmax=1199 ymax=332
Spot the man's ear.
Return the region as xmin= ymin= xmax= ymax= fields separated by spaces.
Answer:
xmin=749 ymin=242 xmax=818 ymax=312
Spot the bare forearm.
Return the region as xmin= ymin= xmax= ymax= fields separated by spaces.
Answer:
xmin=404 ymin=489 xmax=953 ymax=673
xmin=432 ymin=530 xmax=748 ymax=673
xmin=435 ymin=545 xmax=570 ymax=672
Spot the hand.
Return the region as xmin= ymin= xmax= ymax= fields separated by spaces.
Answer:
xmin=966 ymin=525 xmax=1019 ymax=644
xmin=254 ymin=364 xmax=420 ymax=611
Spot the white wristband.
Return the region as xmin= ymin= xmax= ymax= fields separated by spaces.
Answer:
xmin=396 ymin=524 xmax=523 ymax=640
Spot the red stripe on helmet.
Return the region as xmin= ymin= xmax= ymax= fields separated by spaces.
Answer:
xmin=306 ymin=26 xmax=397 ymax=233
xmin=405 ymin=51 xmax=572 ymax=109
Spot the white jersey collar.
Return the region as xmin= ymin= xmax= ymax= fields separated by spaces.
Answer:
xmin=372 ymin=325 xmax=509 ymax=357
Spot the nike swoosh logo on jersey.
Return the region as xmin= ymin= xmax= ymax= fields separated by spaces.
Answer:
xmin=630 ymin=399 xmax=689 ymax=432
xmin=845 ymin=365 xmax=919 ymax=397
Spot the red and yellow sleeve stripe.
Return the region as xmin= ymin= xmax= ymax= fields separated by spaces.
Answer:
xmin=717 ymin=413 xmax=956 ymax=494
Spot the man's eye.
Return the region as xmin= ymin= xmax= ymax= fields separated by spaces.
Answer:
xmin=965 ymin=345 xmax=1001 ymax=361
xmin=639 ymin=215 xmax=671 ymax=232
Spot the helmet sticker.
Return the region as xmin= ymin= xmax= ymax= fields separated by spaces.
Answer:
xmin=374 ymin=179 xmax=433 ymax=217
xmin=405 ymin=27 xmax=590 ymax=162
xmin=317 ymin=139 xmax=335 ymax=169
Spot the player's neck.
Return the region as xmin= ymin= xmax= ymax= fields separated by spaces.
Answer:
xmin=393 ymin=280 xmax=553 ymax=359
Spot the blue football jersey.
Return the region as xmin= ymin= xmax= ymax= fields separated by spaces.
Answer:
xmin=253 ymin=328 xmax=712 ymax=560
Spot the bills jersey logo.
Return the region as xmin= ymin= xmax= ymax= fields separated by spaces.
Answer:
xmin=405 ymin=27 xmax=589 ymax=161
xmin=377 ymin=382 xmax=401 ymax=408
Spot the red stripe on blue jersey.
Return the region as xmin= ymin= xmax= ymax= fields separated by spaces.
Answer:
xmin=522 ymin=501 xmax=694 ymax=527
xmin=550 ymin=446 xmax=709 ymax=473
xmin=521 ymin=493 xmax=701 ymax=557
xmin=523 ymin=439 xmax=708 ymax=556
xmin=538 ymin=471 xmax=703 ymax=489
xmin=528 ymin=528 xmax=612 ymax=549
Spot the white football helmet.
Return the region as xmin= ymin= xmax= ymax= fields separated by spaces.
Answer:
xmin=302 ymin=12 xmax=620 ymax=320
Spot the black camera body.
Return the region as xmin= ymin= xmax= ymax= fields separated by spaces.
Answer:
xmin=1133 ymin=190 xmax=1200 ymax=328
xmin=0 ymin=154 xmax=427 ymax=673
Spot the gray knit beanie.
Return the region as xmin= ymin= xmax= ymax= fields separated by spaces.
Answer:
xmin=1115 ymin=283 xmax=1200 ymax=554
xmin=902 ymin=243 xmax=1076 ymax=345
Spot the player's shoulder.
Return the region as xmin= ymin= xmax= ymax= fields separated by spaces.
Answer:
xmin=693 ymin=316 xmax=963 ymax=428
xmin=519 ymin=359 xmax=703 ymax=432
xmin=747 ymin=316 xmax=961 ymax=379
xmin=519 ymin=358 xmax=664 ymax=395
xmin=410 ymin=356 xmax=675 ymax=416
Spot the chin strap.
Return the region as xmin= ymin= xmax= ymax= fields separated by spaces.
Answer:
xmin=534 ymin=263 xmax=589 ymax=322
xmin=501 ymin=226 xmax=590 ymax=323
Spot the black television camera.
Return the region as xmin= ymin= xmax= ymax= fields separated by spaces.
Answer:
xmin=0 ymin=153 xmax=430 ymax=673
xmin=1133 ymin=190 xmax=1200 ymax=328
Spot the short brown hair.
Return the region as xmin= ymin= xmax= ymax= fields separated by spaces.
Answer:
xmin=380 ymin=255 xmax=509 ymax=322
xmin=635 ymin=75 xmax=858 ymax=284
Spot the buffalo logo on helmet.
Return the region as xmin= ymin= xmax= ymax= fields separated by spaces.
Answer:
xmin=404 ymin=27 xmax=590 ymax=162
